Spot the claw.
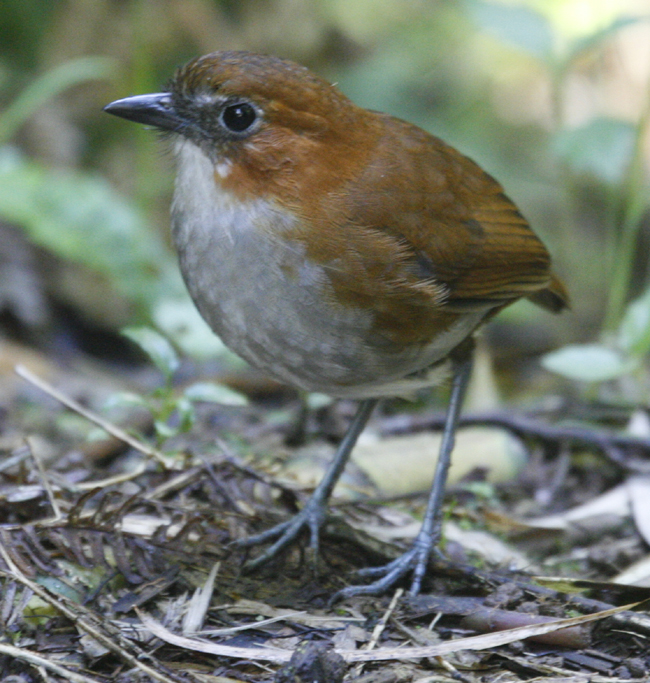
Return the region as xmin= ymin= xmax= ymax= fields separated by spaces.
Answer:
xmin=234 ymin=353 xmax=472 ymax=599
xmin=330 ymin=355 xmax=473 ymax=604
xmin=232 ymin=399 xmax=378 ymax=571
xmin=329 ymin=529 xmax=434 ymax=603
xmin=235 ymin=497 xmax=327 ymax=571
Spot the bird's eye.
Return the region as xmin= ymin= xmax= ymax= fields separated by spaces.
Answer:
xmin=221 ymin=102 xmax=257 ymax=133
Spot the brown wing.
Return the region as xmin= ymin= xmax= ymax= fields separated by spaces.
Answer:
xmin=345 ymin=115 xmax=564 ymax=312
xmin=284 ymin=113 xmax=567 ymax=348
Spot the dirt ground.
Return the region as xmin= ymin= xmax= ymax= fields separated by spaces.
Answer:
xmin=1 ymin=338 xmax=650 ymax=683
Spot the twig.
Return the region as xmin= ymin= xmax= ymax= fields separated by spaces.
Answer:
xmin=0 ymin=641 xmax=103 ymax=683
xmin=382 ymin=411 xmax=650 ymax=472
xmin=416 ymin=560 xmax=650 ymax=638
xmin=74 ymin=462 xmax=148 ymax=490
xmin=392 ymin=618 xmax=475 ymax=682
xmin=145 ymin=466 xmax=204 ymax=499
xmin=368 ymin=588 xmax=404 ymax=650
xmin=15 ymin=364 xmax=169 ymax=467
xmin=198 ymin=609 xmax=308 ymax=636
xmin=25 ymin=436 xmax=61 ymax=521
xmin=0 ymin=536 xmax=191 ymax=683
xmin=354 ymin=588 xmax=403 ymax=676
xmin=433 ymin=655 xmax=474 ymax=683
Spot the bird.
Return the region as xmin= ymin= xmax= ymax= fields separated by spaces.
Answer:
xmin=104 ymin=50 xmax=568 ymax=600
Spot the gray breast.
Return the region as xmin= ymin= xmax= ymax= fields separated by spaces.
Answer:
xmin=168 ymin=139 xmax=484 ymax=397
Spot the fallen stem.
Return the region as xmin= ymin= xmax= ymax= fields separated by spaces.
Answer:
xmin=15 ymin=364 xmax=168 ymax=467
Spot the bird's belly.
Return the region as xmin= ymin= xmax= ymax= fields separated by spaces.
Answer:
xmin=175 ymin=215 xmax=482 ymax=397
xmin=171 ymin=142 xmax=483 ymax=397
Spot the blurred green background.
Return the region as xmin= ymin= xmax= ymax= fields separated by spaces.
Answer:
xmin=1 ymin=0 xmax=649 ymax=400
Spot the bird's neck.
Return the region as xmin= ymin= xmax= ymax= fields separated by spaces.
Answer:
xmin=170 ymin=138 xmax=293 ymax=248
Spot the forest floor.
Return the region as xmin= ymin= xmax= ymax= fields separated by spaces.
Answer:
xmin=1 ymin=338 xmax=650 ymax=683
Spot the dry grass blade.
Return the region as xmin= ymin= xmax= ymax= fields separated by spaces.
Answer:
xmin=0 ymin=641 xmax=104 ymax=683
xmin=354 ymin=588 xmax=403 ymax=677
xmin=24 ymin=436 xmax=61 ymax=520
xmin=15 ymin=363 xmax=169 ymax=466
xmin=137 ymin=608 xmax=294 ymax=663
xmin=74 ymin=462 xmax=148 ymax=490
xmin=138 ymin=599 xmax=645 ymax=663
xmin=0 ymin=541 xmax=190 ymax=683
xmin=182 ymin=561 xmax=220 ymax=635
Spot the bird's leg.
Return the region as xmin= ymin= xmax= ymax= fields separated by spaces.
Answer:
xmin=236 ymin=398 xmax=378 ymax=571
xmin=331 ymin=351 xmax=473 ymax=602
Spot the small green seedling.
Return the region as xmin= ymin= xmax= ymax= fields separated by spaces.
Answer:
xmin=543 ymin=285 xmax=650 ymax=391
xmin=106 ymin=326 xmax=247 ymax=446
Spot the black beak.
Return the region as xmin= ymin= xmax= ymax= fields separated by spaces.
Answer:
xmin=103 ymin=93 xmax=183 ymax=132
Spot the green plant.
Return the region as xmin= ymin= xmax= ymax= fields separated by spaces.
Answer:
xmin=0 ymin=57 xmax=231 ymax=357
xmin=0 ymin=56 xmax=115 ymax=145
xmin=0 ymin=57 xmax=180 ymax=314
xmin=472 ymin=2 xmax=648 ymax=322
xmin=543 ymin=285 xmax=650 ymax=386
xmin=470 ymin=2 xmax=650 ymax=396
xmin=0 ymin=146 xmax=175 ymax=312
xmin=107 ymin=326 xmax=247 ymax=446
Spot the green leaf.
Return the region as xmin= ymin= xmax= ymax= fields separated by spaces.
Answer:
xmin=153 ymin=296 xmax=230 ymax=359
xmin=103 ymin=391 xmax=150 ymax=412
xmin=154 ymin=419 xmax=177 ymax=440
xmin=541 ymin=344 xmax=634 ymax=382
xmin=306 ymin=392 xmax=333 ymax=410
xmin=565 ymin=16 xmax=642 ymax=68
xmin=184 ymin=382 xmax=248 ymax=406
xmin=618 ymin=288 xmax=650 ymax=356
xmin=0 ymin=147 xmax=178 ymax=313
xmin=470 ymin=1 xmax=554 ymax=61
xmin=122 ymin=326 xmax=180 ymax=380
xmin=0 ymin=56 xmax=116 ymax=144
xmin=552 ymin=118 xmax=636 ymax=184
xmin=175 ymin=395 xmax=196 ymax=433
